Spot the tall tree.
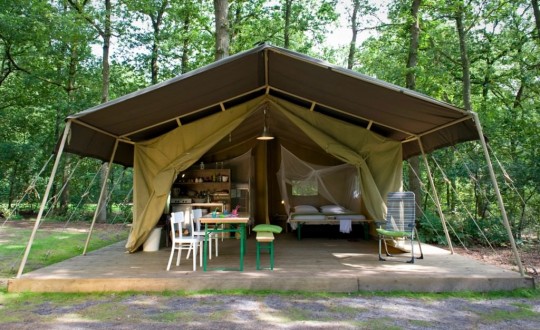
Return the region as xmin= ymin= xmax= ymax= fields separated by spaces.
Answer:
xmin=348 ymin=0 xmax=361 ymax=69
xmin=283 ymin=0 xmax=293 ymax=48
xmin=67 ymin=0 xmax=113 ymax=221
xmin=124 ymin=0 xmax=169 ymax=84
xmin=405 ymin=0 xmax=423 ymax=219
xmin=532 ymin=0 xmax=540 ymax=41
xmin=346 ymin=0 xmax=375 ymax=70
xmin=214 ymin=0 xmax=229 ymax=60
xmin=454 ymin=0 xmax=472 ymax=111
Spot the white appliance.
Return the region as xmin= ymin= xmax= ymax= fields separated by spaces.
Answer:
xmin=170 ymin=198 xmax=192 ymax=221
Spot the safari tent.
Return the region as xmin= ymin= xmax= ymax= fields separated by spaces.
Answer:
xmin=17 ymin=44 xmax=524 ymax=277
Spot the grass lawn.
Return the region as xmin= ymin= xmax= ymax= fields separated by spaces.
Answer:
xmin=0 ymin=220 xmax=129 ymax=279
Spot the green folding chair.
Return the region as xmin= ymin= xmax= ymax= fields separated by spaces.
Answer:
xmin=376 ymin=192 xmax=423 ymax=263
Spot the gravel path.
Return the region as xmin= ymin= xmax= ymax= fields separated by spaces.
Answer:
xmin=1 ymin=293 xmax=539 ymax=329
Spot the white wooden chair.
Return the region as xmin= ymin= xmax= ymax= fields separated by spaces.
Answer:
xmin=192 ymin=208 xmax=219 ymax=259
xmin=166 ymin=211 xmax=202 ymax=271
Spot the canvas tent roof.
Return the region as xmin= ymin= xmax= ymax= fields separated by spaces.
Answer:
xmin=64 ymin=44 xmax=479 ymax=166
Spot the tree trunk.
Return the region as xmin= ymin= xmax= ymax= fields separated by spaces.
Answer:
xmin=59 ymin=40 xmax=79 ymax=214
xmin=347 ymin=0 xmax=360 ymax=70
xmin=406 ymin=0 xmax=422 ymax=220
xmin=98 ymin=0 xmax=112 ymax=222
xmin=101 ymin=0 xmax=111 ymax=104
xmin=532 ymin=0 xmax=540 ymax=42
xmin=455 ymin=3 xmax=472 ymax=111
xmin=214 ymin=0 xmax=229 ymax=60
xmin=181 ymin=14 xmax=191 ymax=74
xmin=150 ymin=0 xmax=168 ymax=84
xmin=283 ymin=0 xmax=292 ymax=49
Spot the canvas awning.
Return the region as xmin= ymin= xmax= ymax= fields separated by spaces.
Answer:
xmin=64 ymin=44 xmax=479 ymax=167
xmin=59 ymin=44 xmax=482 ymax=252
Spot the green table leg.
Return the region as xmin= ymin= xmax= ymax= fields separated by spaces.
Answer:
xmin=239 ymin=223 xmax=245 ymax=271
xmin=203 ymin=224 xmax=208 ymax=271
xmin=270 ymin=241 xmax=274 ymax=270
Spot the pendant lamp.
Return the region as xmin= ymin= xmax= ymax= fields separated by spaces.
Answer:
xmin=257 ymin=108 xmax=274 ymax=140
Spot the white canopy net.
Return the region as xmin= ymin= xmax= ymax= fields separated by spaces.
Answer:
xmin=277 ymin=146 xmax=361 ymax=217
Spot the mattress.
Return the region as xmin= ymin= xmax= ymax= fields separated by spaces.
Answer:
xmin=288 ymin=208 xmax=368 ymax=230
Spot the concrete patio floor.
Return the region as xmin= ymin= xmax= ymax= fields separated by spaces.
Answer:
xmin=8 ymin=232 xmax=534 ymax=293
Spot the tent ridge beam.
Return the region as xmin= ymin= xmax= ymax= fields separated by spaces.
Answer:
xmin=416 ymin=115 xmax=476 ymax=139
xmin=71 ymin=119 xmax=119 ymax=140
xmin=120 ymin=86 xmax=267 ymax=139
xmin=264 ymin=48 xmax=269 ymax=86
xmin=402 ymin=136 xmax=419 ymax=143
xmin=267 ymin=86 xmax=414 ymax=137
xmin=72 ymin=118 xmax=134 ymax=145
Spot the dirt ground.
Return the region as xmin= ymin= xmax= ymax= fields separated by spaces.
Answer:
xmin=451 ymin=243 xmax=540 ymax=282
xmin=1 ymin=220 xmax=539 ymax=329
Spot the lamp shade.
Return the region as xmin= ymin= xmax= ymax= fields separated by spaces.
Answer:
xmin=257 ymin=125 xmax=274 ymax=140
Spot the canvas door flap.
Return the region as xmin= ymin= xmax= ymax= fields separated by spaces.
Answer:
xmin=269 ymin=96 xmax=402 ymax=220
xmin=126 ymin=96 xmax=264 ymax=252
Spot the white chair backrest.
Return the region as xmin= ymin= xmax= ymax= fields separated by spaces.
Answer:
xmin=170 ymin=211 xmax=184 ymax=240
xmin=192 ymin=208 xmax=203 ymax=232
xmin=171 ymin=211 xmax=195 ymax=240
xmin=385 ymin=192 xmax=415 ymax=232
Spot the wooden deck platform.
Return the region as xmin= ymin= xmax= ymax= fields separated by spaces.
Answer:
xmin=8 ymin=233 xmax=535 ymax=293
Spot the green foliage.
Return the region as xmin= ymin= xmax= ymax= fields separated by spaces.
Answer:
xmin=418 ymin=210 xmax=511 ymax=247
xmin=0 ymin=0 xmax=538 ymax=247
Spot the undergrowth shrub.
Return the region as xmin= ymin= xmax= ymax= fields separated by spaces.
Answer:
xmin=417 ymin=211 xmax=510 ymax=247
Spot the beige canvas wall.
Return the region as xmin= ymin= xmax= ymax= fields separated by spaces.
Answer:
xmin=126 ymin=95 xmax=403 ymax=252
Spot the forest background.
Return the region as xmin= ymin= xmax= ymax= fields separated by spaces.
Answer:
xmin=0 ymin=0 xmax=539 ymax=253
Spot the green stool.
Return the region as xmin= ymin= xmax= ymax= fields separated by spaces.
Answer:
xmin=256 ymin=232 xmax=274 ymax=270
xmin=253 ymin=224 xmax=282 ymax=271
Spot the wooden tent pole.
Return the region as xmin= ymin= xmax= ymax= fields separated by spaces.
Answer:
xmin=16 ymin=121 xmax=72 ymax=278
xmin=472 ymin=112 xmax=525 ymax=276
xmin=263 ymin=141 xmax=270 ymax=224
xmin=82 ymin=139 xmax=119 ymax=255
xmin=418 ymin=139 xmax=455 ymax=254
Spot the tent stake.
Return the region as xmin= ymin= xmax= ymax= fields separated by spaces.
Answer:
xmin=16 ymin=121 xmax=72 ymax=278
xmin=83 ymin=139 xmax=119 ymax=255
xmin=418 ymin=139 xmax=455 ymax=254
xmin=472 ymin=112 xmax=525 ymax=277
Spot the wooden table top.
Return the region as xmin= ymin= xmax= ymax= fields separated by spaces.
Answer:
xmin=200 ymin=213 xmax=250 ymax=224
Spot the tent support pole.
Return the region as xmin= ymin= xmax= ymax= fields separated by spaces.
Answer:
xmin=418 ymin=139 xmax=455 ymax=254
xmin=16 ymin=121 xmax=72 ymax=278
xmin=472 ymin=112 xmax=525 ymax=276
xmin=83 ymin=139 xmax=119 ymax=255
xmin=263 ymin=142 xmax=270 ymax=224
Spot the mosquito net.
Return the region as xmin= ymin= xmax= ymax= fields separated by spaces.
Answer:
xmin=277 ymin=146 xmax=360 ymax=216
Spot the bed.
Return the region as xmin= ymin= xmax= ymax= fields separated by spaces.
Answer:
xmin=288 ymin=205 xmax=371 ymax=240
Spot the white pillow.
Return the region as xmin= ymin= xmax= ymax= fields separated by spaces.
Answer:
xmin=320 ymin=205 xmax=346 ymax=213
xmin=294 ymin=205 xmax=319 ymax=213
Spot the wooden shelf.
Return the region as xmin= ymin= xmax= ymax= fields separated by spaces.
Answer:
xmin=174 ymin=168 xmax=231 ymax=210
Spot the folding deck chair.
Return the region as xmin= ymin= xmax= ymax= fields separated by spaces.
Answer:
xmin=376 ymin=191 xmax=423 ymax=263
